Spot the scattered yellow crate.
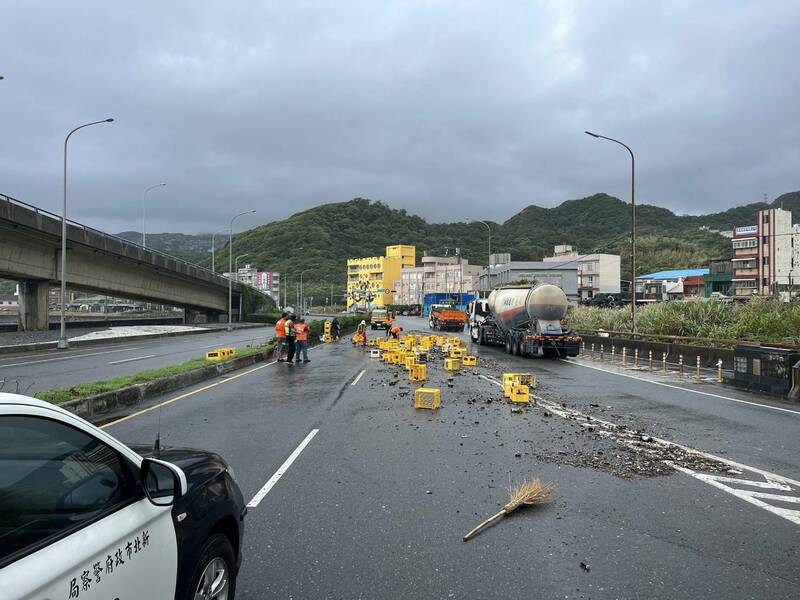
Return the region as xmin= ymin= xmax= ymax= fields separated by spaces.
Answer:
xmin=509 ymin=383 xmax=530 ymax=403
xmin=414 ymin=387 xmax=441 ymax=410
xmin=450 ymin=347 xmax=466 ymax=359
xmin=444 ymin=358 xmax=461 ymax=371
xmin=384 ymin=351 xmax=399 ymax=364
xmin=502 ymin=372 xmax=535 ymax=388
xmin=409 ymin=363 xmax=427 ymax=381
xmin=414 ymin=350 xmax=428 ymax=364
xmin=206 ymin=347 xmax=235 ymax=361
xmin=462 ymin=355 xmax=477 ymax=366
xmin=405 ymin=355 xmax=416 ymax=370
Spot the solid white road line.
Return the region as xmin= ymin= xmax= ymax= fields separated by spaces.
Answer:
xmin=247 ymin=429 xmax=319 ymax=508
xmin=560 ymin=359 xmax=800 ymax=416
xmin=351 ymin=369 xmax=366 ymax=386
xmin=108 ymin=354 xmax=158 ymax=365
xmin=0 ymin=346 xmax=146 ymax=369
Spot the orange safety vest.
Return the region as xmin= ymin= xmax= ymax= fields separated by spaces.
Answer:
xmin=275 ymin=318 xmax=286 ymax=338
xmin=386 ymin=318 xmax=393 ymax=327
xmin=296 ymin=324 xmax=309 ymax=342
xmin=391 ymin=325 xmax=401 ymax=335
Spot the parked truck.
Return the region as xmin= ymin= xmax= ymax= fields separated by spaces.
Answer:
xmin=429 ymin=304 xmax=467 ymax=332
xmin=467 ymin=284 xmax=581 ymax=357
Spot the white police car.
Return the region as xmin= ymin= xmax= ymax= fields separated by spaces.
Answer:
xmin=0 ymin=393 xmax=246 ymax=599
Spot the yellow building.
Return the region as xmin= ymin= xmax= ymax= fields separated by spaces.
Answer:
xmin=347 ymin=245 xmax=416 ymax=309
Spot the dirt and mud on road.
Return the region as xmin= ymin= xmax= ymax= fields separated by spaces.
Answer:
xmin=365 ymin=330 xmax=739 ymax=480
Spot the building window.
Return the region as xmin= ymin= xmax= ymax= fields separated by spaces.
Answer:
xmin=763 ymin=256 xmax=769 ymax=265
xmin=732 ymin=239 xmax=757 ymax=249
xmin=763 ymin=214 xmax=770 ymax=224
xmin=763 ymin=235 xmax=768 ymax=244
xmin=762 ymin=277 xmax=768 ymax=287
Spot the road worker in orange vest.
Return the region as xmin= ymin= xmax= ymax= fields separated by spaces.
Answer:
xmin=275 ymin=312 xmax=288 ymax=361
xmin=390 ymin=324 xmax=403 ymax=340
xmin=294 ymin=318 xmax=311 ymax=363
xmin=385 ymin=314 xmax=394 ymax=338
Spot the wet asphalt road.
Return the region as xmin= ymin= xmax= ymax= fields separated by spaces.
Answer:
xmin=0 ymin=326 xmax=271 ymax=394
xmin=103 ymin=317 xmax=800 ymax=599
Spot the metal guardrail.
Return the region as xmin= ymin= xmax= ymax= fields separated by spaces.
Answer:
xmin=575 ymin=328 xmax=800 ymax=350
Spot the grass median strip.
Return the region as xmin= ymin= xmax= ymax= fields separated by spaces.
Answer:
xmin=35 ymin=344 xmax=270 ymax=405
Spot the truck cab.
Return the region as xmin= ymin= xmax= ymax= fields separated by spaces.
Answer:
xmin=370 ymin=309 xmax=390 ymax=330
xmin=466 ymin=298 xmax=490 ymax=343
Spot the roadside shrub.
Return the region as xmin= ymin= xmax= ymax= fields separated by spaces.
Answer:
xmin=567 ymin=299 xmax=800 ymax=344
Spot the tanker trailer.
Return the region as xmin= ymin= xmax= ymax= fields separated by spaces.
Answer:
xmin=475 ymin=284 xmax=581 ymax=357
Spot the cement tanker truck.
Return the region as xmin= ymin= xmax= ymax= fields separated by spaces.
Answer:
xmin=468 ymin=284 xmax=581 ymax=357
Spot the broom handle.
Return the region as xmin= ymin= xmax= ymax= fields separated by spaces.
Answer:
xmin=463 ymin=509 xmax=507 ymax=541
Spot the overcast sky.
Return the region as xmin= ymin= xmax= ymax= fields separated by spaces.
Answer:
xmin=2 ymin=1 xmax=798 ymax=234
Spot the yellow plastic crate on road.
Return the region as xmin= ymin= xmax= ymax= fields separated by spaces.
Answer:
xmin=414 ymin=387 xmax=441 ymax=410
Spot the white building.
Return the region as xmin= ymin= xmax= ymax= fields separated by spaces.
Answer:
xmin=393 ymin=254 xmax=481 ymax=305
xmin=480 ymin=254 xmax=579 ymax=302
xmin=543 ymin=245 xmax=621 ymax=302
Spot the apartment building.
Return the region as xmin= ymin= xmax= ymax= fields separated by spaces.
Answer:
xmin=731 ymin=208 xmax=798 ymax=299
xmin=543 ymin=245 xmax=621 ymax=302
xmin=347 ymin=245 xmax=416 ymax=310
xmin=393 ymin=254 xmax=482 ymax=305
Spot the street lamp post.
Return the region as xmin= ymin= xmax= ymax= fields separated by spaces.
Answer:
xmin=227 ymin=210 xmax=256 ymax=331
xmin=585 ymin=131 xmax=636 ymax=333
xmin=142 ymin=183 xmax=166 ymax=248
xmin=210 ymin=227 xmax=227 ymax=274
xmin=299 ymin=268 xmax=314 ymax=314
xmin=235 ymin=253 xmax=250 ymax=273
xmin=58 ymin=118 xmax=114 ymax=350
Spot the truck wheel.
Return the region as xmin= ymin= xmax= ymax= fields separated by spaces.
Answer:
xmin=505 ymin=338 xmax=512 ymax=354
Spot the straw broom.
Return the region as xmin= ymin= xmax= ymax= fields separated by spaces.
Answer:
xmin=463 ymin=479 xmax=555 ymax=541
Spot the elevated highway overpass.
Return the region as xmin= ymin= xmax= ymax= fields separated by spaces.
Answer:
xmin=0 ymin=194 xmax=266 ymax=330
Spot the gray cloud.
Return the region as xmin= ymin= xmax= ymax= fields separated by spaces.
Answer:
xmin=1 ymin=1 xmax=797 ymax=234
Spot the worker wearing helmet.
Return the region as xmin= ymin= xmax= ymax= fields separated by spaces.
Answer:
xmin=354 ymin=319 xmax=368 ymax=347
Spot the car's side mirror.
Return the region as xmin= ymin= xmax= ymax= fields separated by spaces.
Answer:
xmin=140 ymin=458 xmax=187 ymax=506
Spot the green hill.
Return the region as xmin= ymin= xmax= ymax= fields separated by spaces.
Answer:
xmin=214 ymin=191 xmax=797 ymax=304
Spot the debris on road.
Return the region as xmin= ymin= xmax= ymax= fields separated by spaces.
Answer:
xmin=463 ymin=479 xmax=555 ymax=541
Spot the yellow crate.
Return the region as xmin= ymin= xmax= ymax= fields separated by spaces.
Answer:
xmin=207 ymin=348 xmax=235 ymax=361
xmin=510 ymin=383 xmax=529 ymax=404
xmin=448 ymin=337 xmax=462 ymax=347
xmin=462 ymin=355 xmax=477 ymax=366
xmin=450 ymin=347 xmax=466 ymax=359
xmin=502 ymin=372 xmax=535 ymax=389
xmin=414 ymin=350 xmax=428 ymax=364
xmin=324 ymin=321 xmax=332 ymax=333
xmin=435 ymin=335 xmax=447 ymax=346
xmin=323 ymin=334 xmax=332 ymax=343
xmin=409 ymin=363 xmax=427 ymax=381
xmin=384 ymin=351 xmax=399 ymax=364
xmin=205 ymin=351 xmax=224 ymax=361
xmin=414 ymin=387 xmax=441 ymax=410
xmin=405 ymin=355 xmax=416 ymax=370
xmin=444 ymin=358 xmax=461 ymax=371
xmin=219 ymin=347 xmax=235 ymax=357
xmin=370 ymin=349 xmax=381 ymax=359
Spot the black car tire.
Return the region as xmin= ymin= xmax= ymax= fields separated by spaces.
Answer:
xmin=182 ymin=533 xmax=237 ymax=600
xmin=505 ymin=338 xmax=512 ymax=354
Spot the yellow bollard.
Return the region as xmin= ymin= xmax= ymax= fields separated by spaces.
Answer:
xmin=622 ymin=347 xmax=627 ymax=367
xmin=648 ymin=350 xmax=653 ymax=371
xmin=679 ymin=354 xmax=684 ymax=377
xmin=634 ymin=348 xmax=639 ymax=368
xmin=662 ymin=352 xmax=667 ymax=373
xmin=717 ymin=359 xmax=723 ymax=383
xmin=696 ymin=356 xmax=701 ymax=381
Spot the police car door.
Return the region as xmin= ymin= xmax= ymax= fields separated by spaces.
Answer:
xmin=0 ymin=410 xmax=178 ymax=600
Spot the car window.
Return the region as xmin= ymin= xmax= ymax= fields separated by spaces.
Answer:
xmin=0 ymin=415 xmax=138 ymax=564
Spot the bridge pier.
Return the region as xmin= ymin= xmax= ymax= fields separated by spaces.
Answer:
xmin=17 ymin=280 xmax=49 ymax=331
xmin=185 ymin=309 xmax=224 ymax=324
